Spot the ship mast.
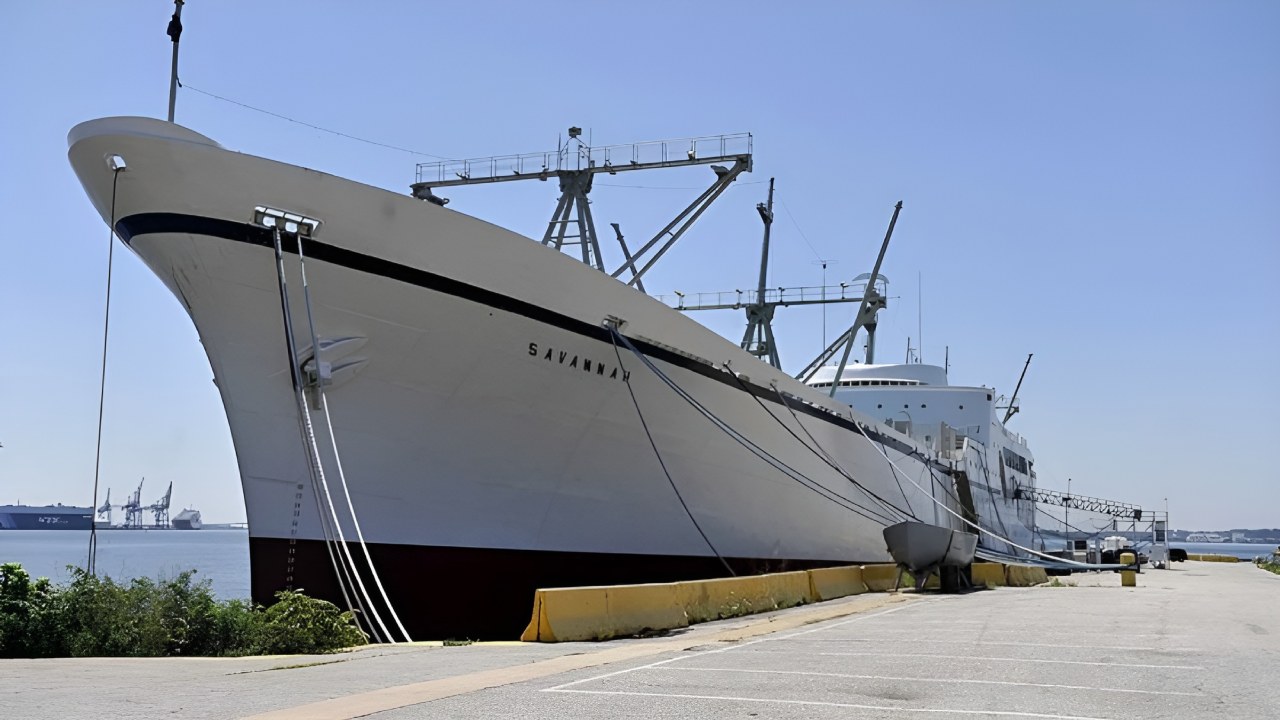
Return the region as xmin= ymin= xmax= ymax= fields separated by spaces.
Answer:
xmin=795 ymin=201 xmax=902 ymax=393
xmin=166 ymin=0 xmax=184 ymax=122
xmin=740 ymin=178 xmax=780 ymax=367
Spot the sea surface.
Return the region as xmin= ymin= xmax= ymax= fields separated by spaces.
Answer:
xmin=1170 ymin=541 xmax=1278 ymax=560
xmin=1 ymin=532 xmax=1272 ymax=601
xmin=0 ymin=529 xmax=250 ymax=599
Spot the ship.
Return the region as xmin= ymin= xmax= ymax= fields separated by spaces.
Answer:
xmin=68 ymin=117 xmax=1038 ymax=639
xmin=0 ymin=504 xmax=94 ymax=530
xmin=172 ymin=508 xmax=202 ymax=530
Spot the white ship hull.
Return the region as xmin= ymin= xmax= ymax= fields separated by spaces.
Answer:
xmin=69 ymin=118 xmax=1030 ymax=637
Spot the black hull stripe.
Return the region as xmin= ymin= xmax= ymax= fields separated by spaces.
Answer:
xmin=116 ymin=212 xmax=924 ymax=460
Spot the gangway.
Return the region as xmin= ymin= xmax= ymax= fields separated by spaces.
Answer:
xmin=1016 ymin=483 xmax=1172 ymax=568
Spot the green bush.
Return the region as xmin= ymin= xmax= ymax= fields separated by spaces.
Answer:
xmin=1256 ymin=559 xmax=1280 ymax=576
xmin=255 ymin=589 xmax=367 ymax=655
xmin=0 ymin=563 xmax=366 ymax=658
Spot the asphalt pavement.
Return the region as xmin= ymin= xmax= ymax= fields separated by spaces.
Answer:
xmin=3 ymin=561 xmax=1276 ymax=719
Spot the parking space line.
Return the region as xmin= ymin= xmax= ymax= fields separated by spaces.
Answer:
xmin=650 ymin=666 xmax=1203 ymax=696
xmin=818 ymin=652 xmax=1203 ymax=669
xmin=792 ymin=638 xmax=1192 ymax=652
xmin=546 ymin=688 xmax=1118 ymax=719
xmin=542 ymin=601 xmax=923 ymax=693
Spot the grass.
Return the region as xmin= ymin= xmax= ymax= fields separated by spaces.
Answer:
xmin=1255 ymin=559 xmax=1280 ymax=576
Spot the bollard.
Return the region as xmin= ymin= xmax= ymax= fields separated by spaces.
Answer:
xmin=1120 ymin=552 xmax=1137 ymax=587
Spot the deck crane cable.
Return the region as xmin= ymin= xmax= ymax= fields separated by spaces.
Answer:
xmin=88 ymin=167 xmax=123 ymax=577
xmin=296 ymin=236 xmax=413 ymax=642
xmin=608 ymin=333 xmax=736 ymax=577
xmin=271 ymin=227 xmax=385 ymax=642
xmin=721 ymin=368 xmax=915 ymax=524
xmin=608 ymin=328 xmax=897 ymax=527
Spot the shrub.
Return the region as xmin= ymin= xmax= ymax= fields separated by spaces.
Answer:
xmin=254 ymin=589 xmax=367 ymax=655
xmin=0 ymin=563 xmax=365 ymax=658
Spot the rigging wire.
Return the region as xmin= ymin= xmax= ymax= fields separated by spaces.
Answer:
xmin=777 ymin=197 xmax=825 ymax=263
xmin=608 ymin=332 xmax=736 ymax=577
xmin=87 ymin=167 xmax=123 ymax=577
xmin=180 ymin=81 xmax=453 ymax=160
xmin=296 ymin=236 xmax=413 ymax=642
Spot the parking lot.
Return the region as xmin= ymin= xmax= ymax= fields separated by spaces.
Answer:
xmin=4 ymin=562 xmax=1276 ymax=719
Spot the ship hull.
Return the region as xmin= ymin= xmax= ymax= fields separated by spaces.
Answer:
xmin=0 ymin=507 xmax=94 ymax=530
xmin=68 ymin=118 xmax=1030 ymax=639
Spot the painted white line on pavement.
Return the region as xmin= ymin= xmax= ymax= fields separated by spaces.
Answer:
xmin=650 ymin=666 xmax=1204 ymax=696
xmin=542 ymin=600 xmax=923 ymax=692
xmin=818 ymin=652 xmax=1204 ymax=669
xmin=546 ymin=688 xmax=1118 ymax=720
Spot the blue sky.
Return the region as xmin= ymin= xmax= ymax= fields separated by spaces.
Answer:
xmin=2 ymin=2 xmax=1276 ymax=530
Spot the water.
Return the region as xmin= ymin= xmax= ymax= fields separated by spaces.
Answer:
xmin=0 ymin=529 xmax=250 ymax=599
xmin=1171 ymin=541 xmax=1277 ymax=561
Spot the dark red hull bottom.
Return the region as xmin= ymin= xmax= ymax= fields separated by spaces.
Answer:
xmin=249 ymin=537 xmax=859 ymax=640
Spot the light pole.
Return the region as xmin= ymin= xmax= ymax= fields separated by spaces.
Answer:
xmin=1065 ymin=477 xmax=1072 ymax=551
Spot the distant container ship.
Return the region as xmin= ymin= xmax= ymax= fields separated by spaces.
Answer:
xmin=172 ymin=508 xmax=202 ymax=530
xmin=0 ymin=504 xmax=94 ymax=530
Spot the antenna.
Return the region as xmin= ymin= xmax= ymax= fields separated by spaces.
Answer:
xmin=945 ymin=345 xmax=950 ymax=375
xmin=917 ymin=271 xmax=923 ymax=364
xmin=166 ymin=0 xmax=185 ymax=122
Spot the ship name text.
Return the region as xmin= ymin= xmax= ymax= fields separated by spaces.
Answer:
xmin=528 ymin=342 xmax=630 ymax=383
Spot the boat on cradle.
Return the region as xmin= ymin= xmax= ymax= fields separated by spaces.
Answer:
xmin=69 ymin=117 xmax=1038 ymax=639
xmin=172 ymin=508 xmax=202 ymax=530
xmin=0 ymin=504 xmax=94 ymax=530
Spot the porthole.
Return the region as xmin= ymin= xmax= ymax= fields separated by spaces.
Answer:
xmin=877 ymin=404 xmax=882 ymax=409
xmin=959 ymin=405 xmax=964 ymax=410
xmin=921 ymin=404 xmax=927 ymax=408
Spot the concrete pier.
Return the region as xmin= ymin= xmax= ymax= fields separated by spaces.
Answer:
xmin=3 ymin=561 xmax=1276 ymax=719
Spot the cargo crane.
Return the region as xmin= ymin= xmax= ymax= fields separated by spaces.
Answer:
xmin=96 ymin=488 xmax=113 ymax=526
xmin=147 ymin=481 xmax=172 ymax=528
xmin=120 ymin=478 xmax=145 ymax=529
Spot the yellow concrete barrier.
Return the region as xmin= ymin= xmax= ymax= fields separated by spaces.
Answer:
xmin=1187 ymin=553 xmax=1240 ymax=563
xmin=523 ymin=559 xmax=1042 ymax=642
xmin=970 ymin=562 xmax=1006 ymax=587
xmin=520 ymin=583 xmax=687 ymax=642
xmin=860 ymin=563 xmax=907 ymax=592
xmin=1004 ymin=564 xmax=1049 ymax=586
xmin=808 ymin=565 xmax=868 ymax=601
xmin=677 ymin=571 xmax=813 ymax=624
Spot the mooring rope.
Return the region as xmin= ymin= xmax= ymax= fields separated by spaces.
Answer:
xmin=271 ymin=226 xmax=376 ymax=640
xmin=607 ymin=330 xmax=736 ymax=577
xmin=609 ymin=328 xmax=898 ymax=527
xmin=295 ymin=235 xmax=412 ymax=642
